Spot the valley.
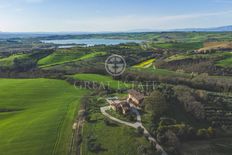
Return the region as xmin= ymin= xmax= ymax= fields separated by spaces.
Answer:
xmin=0 ymin=32 xmax=232 ymax=155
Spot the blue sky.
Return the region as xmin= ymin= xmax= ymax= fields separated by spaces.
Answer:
xmin=0 ymin=0 xmax=232 ymax=32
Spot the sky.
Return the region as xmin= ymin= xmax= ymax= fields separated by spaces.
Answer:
xmin=0 ymin=0 xmax=232 ymax=32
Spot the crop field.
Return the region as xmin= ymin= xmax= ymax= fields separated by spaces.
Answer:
xmin=133 ymin=58 xmax=156 ymax=68
xmin=72 ymin=73 xmax=131 ymax=89
xmin=38 ymin=50 xmax=106 ymax=68
xmin=198 ymin=41 xmax=232 ymax=52
xmin=0 ymin=79 xmax=88 ymax=155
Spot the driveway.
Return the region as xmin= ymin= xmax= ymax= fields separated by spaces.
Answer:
xmin=100 ymin=106 xmax=167 ymax=155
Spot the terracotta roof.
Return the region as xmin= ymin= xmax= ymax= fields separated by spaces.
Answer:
xmin=120 ymin=101 xmax=130 ymax=111
xmin=128 ymin=89 xmax=144 ymax=101
xmin=120 ymin=101 xmax=130 ymax=108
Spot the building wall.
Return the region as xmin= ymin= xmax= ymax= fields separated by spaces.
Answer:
xmin=128 ymin=94 xmax=140 ymax=105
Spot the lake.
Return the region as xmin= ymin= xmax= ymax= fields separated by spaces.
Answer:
xmin=42 ymin=39 xmax=143 ymax=47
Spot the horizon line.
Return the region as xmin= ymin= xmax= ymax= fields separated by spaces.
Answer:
xmin=1 ymin=24 xmax=232 ymax=34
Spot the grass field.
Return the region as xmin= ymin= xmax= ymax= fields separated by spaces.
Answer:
xmin=133 ymin=58 xmax=156 ymax=68
xmin=148 ymin=42 xmax=203 ymax=50
xmin=82 ymin=121 xmax=150 ymax=155
xmin=0 ymin=54 xmax=28 ymax=68
xmin=38 ymin=51 xmax=106 ymax=68
xmin=215 ymin=52 xmax=232 ymax=68
xmin=72 ymin=73 xmax=131 ymax=89
xmin=0 ymin=78 xmax=88 ymax=155
xmin=131 ymin=67 xmax=191 ymax=78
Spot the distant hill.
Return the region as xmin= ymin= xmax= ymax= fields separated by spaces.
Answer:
xmin=129 ymin=25 xmax=232 ymax=32
xmin=173 ymin=25 xmax=232 ymax=32
xmin=1 ymin=25 xmax=232 ymax=39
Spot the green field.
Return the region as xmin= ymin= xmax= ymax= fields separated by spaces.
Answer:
xmin=131 ymin=67 xmax=191 ymax=78
xmin=82 ymin=121 xmax=150 ymax=155
xmin=72 ymin=73 xmax=131 ymax=89
xmin=0 ymin=79 xmax=88 ymax=155
xmin=148 ymin=42 xmax=203 ymax=50
xmin=216 ymin=52 xmax=232 ymax=68
xmin=38 ymin=51 xmax=106 ymax=68
xmin=0 ymin=54 xmax=28 ymax=68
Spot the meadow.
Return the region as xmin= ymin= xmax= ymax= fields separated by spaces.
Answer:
xmin=0 ymin=78 xmax=88 ymax=155
xmin=38 ymin=50 xmax=106 ymax=68
xmin=148 ymin=42 xmax=203 ymax=50
xmin=131 ymin=67 xmax=191 ymax=78
xmin=72 ymin=73 xmax=131 ymax=89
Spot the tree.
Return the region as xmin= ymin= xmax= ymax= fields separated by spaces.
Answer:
xmin=144 ymin=91 xmax=168 ymax=120
xmin=197 ymin=128 xmax=208 ymax=139
xmin=207 ymin=127 xmax=216 ymax=138
xmin=136 ymin=126 xmax=144 ymax=136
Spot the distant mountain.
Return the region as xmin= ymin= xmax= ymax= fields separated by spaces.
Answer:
xmin=1 ymin=25 xmax=232 ymax=39
xmin=172 ymin=25 xmax=232 ymax=32
xmin=128 ymin=25 xmax=232 ymax=32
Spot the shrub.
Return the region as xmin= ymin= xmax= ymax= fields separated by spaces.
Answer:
xmin=136 ymin=126 xmax=144 ymax=136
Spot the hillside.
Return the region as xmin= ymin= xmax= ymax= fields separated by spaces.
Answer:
xmin=0 ymin=79 xmax=88 ymax=155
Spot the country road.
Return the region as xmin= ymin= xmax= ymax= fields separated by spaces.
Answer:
xmin=100 ymin=106 xmax=167 ymax=155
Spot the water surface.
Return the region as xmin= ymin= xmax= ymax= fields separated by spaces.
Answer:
xmin=42 ymin=38 xmax=143 ymax=46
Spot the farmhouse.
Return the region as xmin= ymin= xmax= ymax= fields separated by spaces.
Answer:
xmin=120 ymin=101 xmax=131 ymax=115
xmin=127 ymin=89 xmax=144 ymax=107
xmin=107 ymin=98 xmax=131 ymax=115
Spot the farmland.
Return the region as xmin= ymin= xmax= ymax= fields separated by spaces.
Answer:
xmin=0 ymin=32 xmax=232 ymax=155
xmin=0 ymin=79 xmax=88 ymax=155
xmin=133 ymin=58 xmax=156 ymax=68
xmin=38 ymin=50 xmax=106 ymax=68
xmin=216 ymin=52 xmax=232 ymax=68
xmin=72 ymin=73 xmax=131 ymax=89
